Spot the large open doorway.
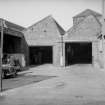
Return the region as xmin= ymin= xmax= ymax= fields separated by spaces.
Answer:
xmin=0 ymin=33 xmax=23 ymax=68
xmin=3 ymin=34 xmax=22 ymax=54
xmin=65 ymin=42 xmax=92 ymax=66
xmin=29 ymin=46 xmax=53 ymax=66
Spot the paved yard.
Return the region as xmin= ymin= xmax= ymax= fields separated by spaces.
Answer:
xmin=2 ymin=72 xmax=56 ymax=91
xmin=0 ymin=64 xmax=105 ymax=105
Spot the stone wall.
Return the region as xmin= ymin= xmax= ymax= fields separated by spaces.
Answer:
xmin=64 ymin=15 xmax=102 ymax=67
xmin=23 ymin=16 xmax=62 ymax=66
xmin=73 ymin=17 xmax=85 ymax=26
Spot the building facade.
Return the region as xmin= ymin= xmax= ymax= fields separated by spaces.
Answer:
xmin=1 ymin=9 xmax=105 ymax=68
xmin=0 ymin=18 xmax=28 ymax=67
xmin=23 ymin=15 xmax=65 ymax=66
xmin=63 ymin=9 xmax=105 ymax=68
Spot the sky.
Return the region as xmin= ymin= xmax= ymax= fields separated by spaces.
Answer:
xmin=0 ymin=0 xmax=102 ymax=31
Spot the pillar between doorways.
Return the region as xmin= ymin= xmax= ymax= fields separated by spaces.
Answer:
xmin=60 ymin=43 xmax=65 ymax=67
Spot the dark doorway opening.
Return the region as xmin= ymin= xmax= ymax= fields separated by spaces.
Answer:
xmin=29 ymin=46 xmax=53 ymax=66
xmin=65 ymin=42 xmax=92 ymax=66
xmin=3 ymin=34 xmax=22 ymax=54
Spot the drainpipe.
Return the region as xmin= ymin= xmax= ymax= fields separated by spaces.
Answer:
xmin=60 ymin=35 xmax=64 ymax=67
xmin=101 ymin=0 xmax=105 ymax=68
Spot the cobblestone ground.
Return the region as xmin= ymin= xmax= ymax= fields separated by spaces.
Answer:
xmin=0 ymin=64 xmax=105 ymax=105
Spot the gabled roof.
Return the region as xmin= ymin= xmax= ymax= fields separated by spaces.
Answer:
xmin=26 ymin=15 xmax=52 ymax=30
xmin=66 ymin=9 xmax=102 ymax=38
xmin=24 ymin=15 xmax=65 ymax=45
xmin=53 ymin=19 xmax=65 ymax=35
xmin=26 ymin=15 xmax=65 ymax=35
xmin=66 ymin=15 xmax=101 ymax=39
xmin=73 ymin=9 xmax=102 ymax=18
xmin=0 ymin=18 xmax=26 ymax=37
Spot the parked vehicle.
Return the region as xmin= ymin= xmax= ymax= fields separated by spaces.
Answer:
xmin=2 ymin=63 xmax=17 ymax=78
xmin=2 ymin=55 xmax=21 ymax=79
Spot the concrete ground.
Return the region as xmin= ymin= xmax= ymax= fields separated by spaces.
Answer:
xmin=2 ymin=70 xmax=56 ymax=91
xmin=0 ymin=64 xmax=105 ymax=105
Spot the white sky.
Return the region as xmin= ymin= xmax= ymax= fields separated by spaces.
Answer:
xmin=0 ymin=0 xmax=102 ymax=31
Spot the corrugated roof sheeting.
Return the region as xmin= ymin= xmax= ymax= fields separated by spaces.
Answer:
xmin=0 ymin=18 xmax=25 ymax=38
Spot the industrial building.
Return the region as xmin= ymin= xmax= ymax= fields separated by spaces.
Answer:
xmin=23 ymin=15 xmax=65 ymax=66
xmin=1 ymin=9 xmax=105 ymax=68
xmin=63 ymin=9 xmax=105 ymax=68
xmin=0 ymin=18 xmax=28 ymax=67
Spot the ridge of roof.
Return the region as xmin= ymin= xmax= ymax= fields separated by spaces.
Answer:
xmin=25 ymin=15 xmax=65 ymax=35
xmin=52 ymin=18 xmax=65 ymax=35
xmin=66 ymin=26 xmax=73 ymax=34
xmin=73 ymin=9 xmax=102 ymax=18
xmin=26 ymin=15 xmax=52 ymax=30
xmin=67 ymin=14 xmax=101 ymax=35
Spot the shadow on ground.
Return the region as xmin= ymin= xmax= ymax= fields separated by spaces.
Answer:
xmin=2 ymin=73 xmax=57 ymax=91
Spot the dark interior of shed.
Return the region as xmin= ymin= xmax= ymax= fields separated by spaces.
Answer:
xmin=65 ymin=42 xmax=92 ymax=66
xmin=0 ymin=34 xmax=22 ymax=54
xmin=29 ymin=46 xmax=53 ymax=66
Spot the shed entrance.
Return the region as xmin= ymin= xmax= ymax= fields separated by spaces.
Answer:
xmin=3 ymin=34 xmax=22 ymax=54
xmin=65 ymin=42 xmax=92 ymax=66
xmin=29 ymin=46 xmax=53 ymax=65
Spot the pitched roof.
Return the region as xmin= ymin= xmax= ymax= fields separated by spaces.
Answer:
xmin=53 ymin=19 xmax=65 ymax=35
xmin=66 ymin=9 xmax=102 ymax=38
xmin=73 ymin=9 xmax=102 ymax=18
xmin=26 ymin=15 xmax=52 ymax=29
xmin=0 ymin=18 xmax=25 ymax=31
xmin=67 ymin=15 xmax=101 ymax=38
xmin=24 ymin=15 xmax=65 ymax=45
xmin=25 ymin=15 xmax=65 ymax=35
xmin=0 ymin=18 xmax=26 ymax=37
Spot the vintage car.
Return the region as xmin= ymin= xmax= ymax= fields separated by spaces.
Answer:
xmin=2 ymin=54 xmax=22 ymax=79
xmin=2 ymin=63 xmax=17 ymax=78
xmin=2 ymin=60 xmax=21 ymax=79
